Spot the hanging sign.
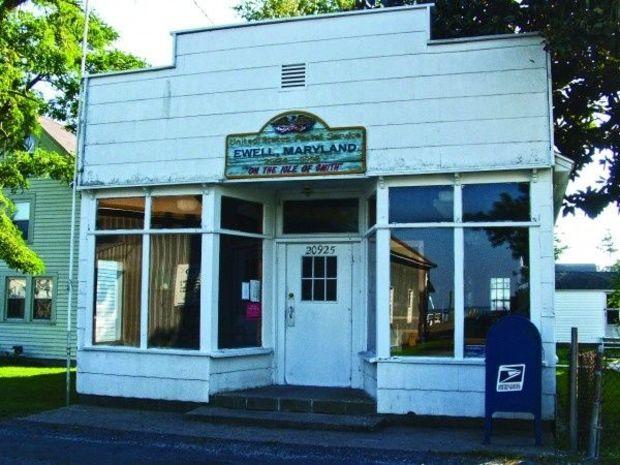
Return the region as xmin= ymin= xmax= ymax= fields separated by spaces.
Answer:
xmin=225 ymin=112 xmax=366 ymax=179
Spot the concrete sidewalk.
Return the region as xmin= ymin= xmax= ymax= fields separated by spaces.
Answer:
xmin=22 ymin=405 xmax=562 ymax=461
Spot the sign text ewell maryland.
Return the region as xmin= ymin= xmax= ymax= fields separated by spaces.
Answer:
xmin=225 ymin=112 xmax=366 ymax=179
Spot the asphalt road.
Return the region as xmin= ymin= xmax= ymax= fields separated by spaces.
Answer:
xmin=0 ymin=420 xmax=503 ymax=465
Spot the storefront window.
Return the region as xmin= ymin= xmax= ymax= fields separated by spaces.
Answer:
xmin=94 ymin=235 xmax=142 ymax=346
xmin=462 ymin=183 xmax=530 ymax=222
xmin=96 ymin=197 xmax=145 ymax=230
xmin=151 ymin=195 xmax=202 ymax=229
xmin=464 ymin=227 xmax=530 ymax=357
xmin=389 ymin=186 xmax=453 ymax=223
xmin=148 ymin=234 xmax=201 ymax=349
xmin=282 ymin=198 xmax=358 ymax=233
xmin=390 ymin=229 xmax=454 ymax=356
xmin=367 ymin=194 xmax=376 ymax=229
xmin=221 ymin=196 xmax=263 ymax=234
xmin=218 ymin=235 xmax=263 ymax=349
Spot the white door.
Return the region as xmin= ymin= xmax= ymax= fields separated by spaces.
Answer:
xmin=284 ymin=243 xmax=353 ymax=387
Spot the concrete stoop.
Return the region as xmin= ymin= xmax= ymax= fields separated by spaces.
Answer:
xmin=186 ymin=385 xmax=383 ymax=432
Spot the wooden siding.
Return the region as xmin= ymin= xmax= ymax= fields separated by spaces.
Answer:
xmin=555 ymin=290 xmax=606 ymax=343
xmin=81 ymin=6 xmax=552 ymax=187
xmin=0 ymin=178 xmax=79 ymax=359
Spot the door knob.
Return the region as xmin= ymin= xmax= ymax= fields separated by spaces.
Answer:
xmin=287 ymin=293 xmax=295 ymax=327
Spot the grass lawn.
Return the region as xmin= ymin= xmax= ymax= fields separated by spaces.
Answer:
xmin=0 ymin=362 xmax=76 ymax=419
xmin=556 ymin=360 xmax=620 ymax=463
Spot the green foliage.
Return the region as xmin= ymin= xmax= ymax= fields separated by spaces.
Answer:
xmin=0 ymin=0 xmax=145 ymax=274
xmin=235 ymin=0 xmax=620 ymax=219
xmin=609 ymin=261 xmax=620 ymax=309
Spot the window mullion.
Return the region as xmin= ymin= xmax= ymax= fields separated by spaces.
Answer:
xmin=454 ymin=182 xmax=464 ymax=360
xmin=140 ymin=195 xmax=152 ymax=349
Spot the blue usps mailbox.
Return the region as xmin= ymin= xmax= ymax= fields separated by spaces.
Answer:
xmin=484 ymin=315 xmax=542 ymax=445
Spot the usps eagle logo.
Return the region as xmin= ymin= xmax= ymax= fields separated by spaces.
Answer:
xmin=270 ymin=114 xmax=316 ymax=134
xmin=496 ymin=364 xmax=525 ymax=392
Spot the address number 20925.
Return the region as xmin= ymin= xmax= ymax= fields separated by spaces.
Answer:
xmin=305 ymin=245 xmax=336 ymax=255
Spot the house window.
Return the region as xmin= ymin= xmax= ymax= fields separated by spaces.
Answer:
xmin=490 ymin=278 xmax=511 ymax=311
xmin=33 ymin=278 xmax=53 ymax=320
xmin=383 ymin=182 xmax=531 ymax=359
xmin=6 ymin=278 xmax=27 ymax=319
xmin=12 ymin=201 xmax=31 ymax=240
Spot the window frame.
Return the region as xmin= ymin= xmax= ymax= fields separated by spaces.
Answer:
xmin=1 ymin=274 xmax=56 ymax=323
xmin=88 ymin=188 xmax=271 ymax=354
xmin=10 ymin=194 xmax=35 ymax=244
xmin=376 ymin=177 xmax=537 ymax=361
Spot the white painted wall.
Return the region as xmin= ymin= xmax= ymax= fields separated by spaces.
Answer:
xmin=555 ymin=290 xmax=607 ymax=343
xmin=80 ymin=6 xmax=552 ymax=188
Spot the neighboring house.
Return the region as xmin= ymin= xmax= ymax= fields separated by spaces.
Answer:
xmin=555 ymin=263 xmax=619 ymax=343
xmin=0 ymin=117 xmax=78 ymax=360
xmin=76 ymin=6 xmax=569 ymax=420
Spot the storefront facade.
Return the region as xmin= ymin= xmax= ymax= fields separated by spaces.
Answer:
xmin=76 ymin=5 xmax=567 ymax=419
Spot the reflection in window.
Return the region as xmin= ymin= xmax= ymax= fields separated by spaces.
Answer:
xmin=151 ymin=195 xmax=202 ymax=229
xmin=218 ymin=235 xmax=262 ymax=349
xmin=94 ymin=235 xmax=142 ymax=346
xmin=389 ymin=186 xmax=453 ymax=223
xmin=149 ymin=234 xmax=201 ymax=349
xmin=221 ymin=196 xmax=263 ymax=234
xmin=390 ymin=229 xmax=454 ymax=356
xmin=12 ymin=202 xmax=31 ymax=240
xmin=367 ymin=234 xmax=376 ymax=352
xmin=283 ymin=199 xmax=358 ymax=233
xmin=464 ymin=228 xmax=529 ymax=357
xmin=462 ymin=183 xmax=530 ymax=222
xmin=6 ymin=278 xmax=26 ymax=319
xmin=33 ymin=278 xmax=53 ymax=320
xmin=96 ymin=197 xmax=145 ymax=230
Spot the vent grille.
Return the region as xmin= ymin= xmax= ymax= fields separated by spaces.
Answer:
xmin=281 ymin=63 xmax=306 ymax=89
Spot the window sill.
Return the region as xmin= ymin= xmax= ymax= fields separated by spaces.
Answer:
xmin=81 ymin=345 xmax=273 ymax=359
xmin=210 ymin=347 xmax=273 ymax=359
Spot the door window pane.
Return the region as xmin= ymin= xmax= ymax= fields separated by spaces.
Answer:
xmin=151 ymin=195 xmax=202 ymax=229
xmin=464 ymin=227 xmax=530 ymax=357
xmin=221 ymin=196 xmax=263 ymax=234
xmin=148 ymin=234 xmax=201 ymax=349
xmin=94 ymin=235 xmax=142 ymax=346
xmin=390 ymin=229 xmax=454 ymax=356
xmin=462 ymin=183 xmax=530 ymax=222
xmin=283 ymin=199 xmax=358 ymax=233
xmin=6 ymin=278 xmax=26 ymax=319
xmin=301 ymin=256 xmax=337 ymax=302
xmin=33 ymin=278 xmax=53 ymax=320
xmin=12 ymin=201 xmax=31 ymax=240
xmin=96 ymin=197 xmax=145 ymax=230
xmin=389 ymin=186 xmax=453 ymax=223
xmin=218 ymin=235 xmax=262 ymax=349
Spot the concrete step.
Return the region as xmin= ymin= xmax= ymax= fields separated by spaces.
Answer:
xmin=185 ymin=406 xmax=385 ymax=432
xmin=210 ymin=385 xmax=376 ymax=416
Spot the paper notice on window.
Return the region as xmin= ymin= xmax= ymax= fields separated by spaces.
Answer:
xmin=250 ymin=280 xmax=261 ymax=302
xmin=241 ymin=282 xmax=250 ymax=300
xmin=174 ymin=264 xmax=190 ymax=307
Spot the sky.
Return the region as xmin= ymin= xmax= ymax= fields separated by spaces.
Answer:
xmin=89 ymin=0 xmax=620 ymax=269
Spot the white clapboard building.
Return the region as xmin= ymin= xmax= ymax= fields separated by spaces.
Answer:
xmin=76 ymin=5 xmax=570 ymax=420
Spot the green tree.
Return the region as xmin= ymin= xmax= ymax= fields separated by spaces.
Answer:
xmin=0 ymin=0 xmax=145 ymax=273
xmin=235 ymin=0 xmax=619 ymax=219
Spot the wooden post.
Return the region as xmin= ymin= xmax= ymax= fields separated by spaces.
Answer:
xmin=569 ymin=327 xmax=579 ymax=452
xmin=588 ymin=344 xmax=604 ymax=459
